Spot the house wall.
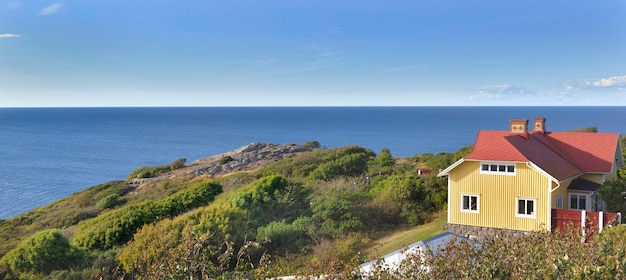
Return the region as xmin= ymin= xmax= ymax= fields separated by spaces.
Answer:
xmin=579 ymin=174 xmax=604 ymax=184
xmin=608 ymin=145 xmax=623 ymax=180
xmin=551 ymin=179 xmax=569 ymax=209
xmin=448 ymin=161 xmax=550 ymax=232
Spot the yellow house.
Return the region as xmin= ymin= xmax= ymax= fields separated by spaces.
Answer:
xmin=438 ymin=118 xmax=623 ymax=238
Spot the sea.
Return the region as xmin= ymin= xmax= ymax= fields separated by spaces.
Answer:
xmin=1 ymin=106 xmax=625 ymax=219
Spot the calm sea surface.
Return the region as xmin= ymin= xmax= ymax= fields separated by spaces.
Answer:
xmin=0 ymin=106 xmax=625 ymax=219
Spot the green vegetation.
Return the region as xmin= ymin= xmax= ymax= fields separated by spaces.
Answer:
xmin=73 ymin=180 xmax=222 ymax=250
xmin=359 ymin=225 xmax=626 ymax=280
xmin=0 ymin=138 xmax=623 ymax=279
xmin=0 ymin=229 xmax=84 ymax=279
xmin=126 ymin=158 xmax=186 ymax=180
xmin=568 ymin=126 xmax=599 ymax=132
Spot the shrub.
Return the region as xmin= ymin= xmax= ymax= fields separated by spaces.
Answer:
xmin=302 ymin=141 xmax=321 ymax=149
xmin=1 ymin=229 xmax=84 ymax=277
xmin=126 ymin=158 xmax=187 ymax=180
xmin=256 ymin=220 xmax=308 ymax=254
xmin=118 ymin=202 xmax=251 ymax=278
xmin=220 ymin=156 xmax=234 ymax=164
xmin=74 ymin=180 xmax=223 ymax=250
xmin=309 ymin=153 xmax=369 ymax=181
xmin=95 ymin=194 xmax=122 ymax=210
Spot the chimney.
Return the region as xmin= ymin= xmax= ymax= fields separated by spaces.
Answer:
xmin=509 ymin=119 xmax=528 ymax=134
xmin=533 ymin=117 xmax=546 ymax=133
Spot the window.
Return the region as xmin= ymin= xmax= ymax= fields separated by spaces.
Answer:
xmin=480 ymin=162 xmax=515 ymax=175
xmin=461 ymin=194 xmax=479 ymax=213
xmin=555 ymin=195 xmax=563 ymax=209
xmin=569 ymin=194 xmax=588 ymax=210
xmin=516 ymin=198 xmax=536 ymax=218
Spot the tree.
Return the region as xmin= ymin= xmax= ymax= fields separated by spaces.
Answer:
xmin=599 ymin=178 xmax=626 ymax=223
xmin=1 ymin=229 xmax=84 ymax=277
xmin=376 ymin=148 xmax=395 ymax=167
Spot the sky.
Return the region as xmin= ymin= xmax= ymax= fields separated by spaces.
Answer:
xmin=1 ymin=0 xmax=625 ymax=107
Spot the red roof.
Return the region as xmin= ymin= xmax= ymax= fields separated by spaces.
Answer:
xmin=464 ymin=130 xmax=620 ymax=181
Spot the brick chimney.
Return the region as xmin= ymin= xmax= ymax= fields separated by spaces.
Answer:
xmin=533 ymin=117 xmax=546 ymax=133
xmin=509 ymin=119 xmax=528 ymax=134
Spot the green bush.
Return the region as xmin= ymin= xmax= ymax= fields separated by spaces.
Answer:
xmin=95 ymin=194 xmax=122 ymax=210
xmin=73 ymin=180 xmax=223 ymax=250
xmin=301 ymin=141 xmax=321 ymax=149
xmin=118 ymin=202 xmax=251 ymax=279
xmin=256 ymin=220 xmax=308 ymax=254
xmin=309 ymin=153 xmax=370 ymax=181
xmin=126 ymin=158 xmax=187 ymax=180
xmin=220 ymin=155 xmax=235 ymax=164
xmin=0 ymin=229 xmax=84 ymax=277
xmin=308 ymin=191 xmax=364 ymax=239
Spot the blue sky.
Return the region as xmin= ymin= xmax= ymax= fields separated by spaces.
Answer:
xmin=1 ymin=0 xmax=625 ymax=107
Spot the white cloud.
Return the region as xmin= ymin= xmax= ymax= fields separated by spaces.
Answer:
xmin=469 ymin=84 xmax=532 ymax=100
xmin=39 ymin=2 xmax=63 ymax=16
xmin=0 ymin=34 xmax=20 ymax=38
xmin=564 ymin=75 xmax=626 ymax=90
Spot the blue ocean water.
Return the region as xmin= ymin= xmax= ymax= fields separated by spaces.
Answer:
xmin=0 ymin=106 xmax=625 ymax=219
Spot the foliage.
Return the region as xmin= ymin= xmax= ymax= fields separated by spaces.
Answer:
xmin=351 ymin=225 xmax=626 ymax=280
xmin=219 ymin=155 xmax=234 ymax=164
xmin=73 ymin=180 xmax=223 ymax=250
xmin=369 ymin=174 xmax=429 ymax=225
xmin=256 ymin=220 xmax=309 ymax=255
xmin=117 ymin=202 xmax=253 ymax=278
xmin=0 ymin=144 xmax=461 ymax=278
xmin=309 ymin=152 xmax=370 ymax=181
xmin=417 ymin=145 xmax=473 ymax=171
xmin=306 ymin=190 xmax=364 ymax=240
xmin=569 ymin=126 xmax=599 ymax=132
xmin=126 ymin=158 xmax=187 ymax=180
xmin=599 ymin=178 xmax=626 ymax=223
xmin=0 ymin=229 xmax=84 ymax=278
xmin=301 ymin=140 xmax=321 ymax=149
xmin=230 ymin=174 xmax=292 ymax=228
xmin=376 ymin=148 xmax=395 ymax=167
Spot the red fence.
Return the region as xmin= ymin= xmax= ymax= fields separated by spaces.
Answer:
xmin=552 ymin=209 xmax=621 ymax=236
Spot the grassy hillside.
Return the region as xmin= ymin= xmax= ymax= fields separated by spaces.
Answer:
xmin=0 ymin=143 xmax=468 ymax=279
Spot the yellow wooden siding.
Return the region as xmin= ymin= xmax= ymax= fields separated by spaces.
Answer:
xmin=551 ymin=180 xmax=569 ymax=210
xmin=449 ymin=161 xmax=550 ymax=232
xmin=579 ymin=174 xmax=604 ymax=184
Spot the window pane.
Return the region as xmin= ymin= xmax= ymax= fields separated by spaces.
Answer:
xmin=499 ymin=165 xmax=506 ymax=172
xmin=463 ymin=196 xmax=469 ymax=210
xmin=579 ymin=197 xmax=586 ymax=210
xmin=571 ymin=196 xmax=577 ymax=209
xmin=490 ymin=165 xmax=497 ymax=171
xmin=518 ymin=199 xmax=525 ymax=214
xmin=470 ymin=196 xmax=477 ymax=210
xmin=507 ymin=165 xmax=515 ymax=172
xmin=482 ymin=164 xmax=489 ymax=171
xmin=527 ymin=200 xmax=534 ymax=215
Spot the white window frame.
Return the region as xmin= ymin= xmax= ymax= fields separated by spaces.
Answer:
xmin=480 ymin=161 xmax=516 ymax=176
xmin=461 ymin=194 xmax=480 ymax=214
xmin=555 ymin=195 xmax=564 ymax=209
xmin=516 ymin=197 xmax=536 ymax=218
xmin=569 ymin=193 xmax=589 ymax=211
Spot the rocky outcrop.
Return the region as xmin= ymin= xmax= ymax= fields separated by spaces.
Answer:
xmin=131 ymin=142 xmax=315 ymax=186
xmin=190 ymin=142 xmax=312 ymax=176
